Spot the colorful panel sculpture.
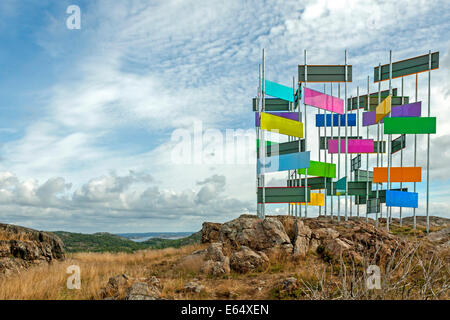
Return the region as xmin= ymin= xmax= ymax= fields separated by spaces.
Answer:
xmin=336 ymin=177 xmax=347 ymax=191
xmin=328 ymin=139 xmax=374 ymax=153
xmin=374 ymin=52 xmax=439 ymax=82
xmin=255 ymin=112 xmax=299 ymax=127
xmin=297 ymin=161 xmax=336 ymax=178
xmin=375 ymin=95 xmax=392 ymax=123
xmin=264 ymin=80 xmax=295 ymax=102
xmin=320 ymin=136 xmax=362 ymax=149
xmin=347 ymin=89 xmax=397 ymax=110
xmin=354 ymin=169 xmax=373 ymax=182
xmin=257 ymin=140 xmax=306 ymax=158
xmin=252 ymin=98 xmax=291 ymax=111
xmin=291 ymin=192 xmax=325 ymax=206
xmin=257 ymin=187 xmax=310 ymax=203
xmin=304 ymin=87 xmax=344 ymax=114
xmin=315 ymin=113 xmax=356 ymax=127
xmin=257 ymin=151 xmax=310 ymax=174
xmin=391 ymin=101 xmax=421 ymax=117
xmin=391 ymin=135 xmax=406 ymax=154
xmin=298 ymin=65 xmax=352 ymax=82
xmin=373 ymin=167 xmax=422 ymax=183
xmin=385 ymin=190 xmax=419 ymax=208
xmin=384 ymin=117 xmax=436 ymax=134
xmin=260 ymin=112 xmax=304 ymax=138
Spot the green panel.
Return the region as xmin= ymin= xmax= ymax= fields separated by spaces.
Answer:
xmin=319 ymin=136 xmax=362 ymax=150
xmin=256 ymin=139 xmax=277 ymax=149
xmin=289 ymin=177 xmax=332 ymax=190
xmin=374 ymin=141 xmax=386 ymax=153
xmin=347 ymin=181 xmax=372 ymax=196
xmin=354 ymin=169 xmax=373 ymax=182
xmin=298 ymin=65 xmax=352 ymax=82
xmin=367 ymin=96 xmax=409 ymax=111
xmin=252 ymin=98 xmax=292 ymax=111
xmin=347 ymin=89 xmax=397 ymax=110
xmin=257 ymin=187 xmax=310 ymax=203
xmin=374 ymin=52 xmax=439 ymax=82
xmin=257 ymin=140 xmax=305 ymax=157
xmin=391 ymin=135 xmax=406 ymax=154
xmin=297 ymin=161 xmax=336 ymax=178
xmin=384 ymin=117 xmax=436 ymax=134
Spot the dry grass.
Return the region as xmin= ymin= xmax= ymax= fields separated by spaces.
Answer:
xmin=0 ymin=244 xmax=205 ymax=300
xmin=0 ymin=238 xmax=448 ymax=300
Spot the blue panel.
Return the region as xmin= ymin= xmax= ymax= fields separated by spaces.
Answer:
xmin=315 ymin=113 xmax=356 ymax=127
xmin=265 ymin=80 xmax=295 ymax=102
xmin=386 ymin=190 xmax=418 ymax=208
xmin=258 ymin=151 xmax=310 ymax=174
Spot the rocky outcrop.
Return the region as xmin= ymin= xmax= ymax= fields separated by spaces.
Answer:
xmin=201 ymin=222 xmax=222 ymax=243
xmin=230 ymin=246 xmax=269 ymax=273
xmin=194 ymin=215 xmax=408 ymax=273
xmin=101 ymin=274 xmax=162 ymax=300
xmin=0 ymin=223 xmax=65 ymax=275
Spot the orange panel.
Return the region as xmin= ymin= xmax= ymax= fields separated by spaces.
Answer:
xmin=373 ymin=167 xmax=421 ymax=183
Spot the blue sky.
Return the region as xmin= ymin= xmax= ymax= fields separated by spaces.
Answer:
xmin=0 ymin=0 xmax=449 ymax=233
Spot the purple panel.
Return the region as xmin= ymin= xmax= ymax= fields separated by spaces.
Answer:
xmin=304 ymin=87 xmax=344 ymax=114
xmin=255 ymin=112 xmax=299 ymax=127
xmin=328 ymin=139 xmax=374 ymax=153
xmin=391 ymin=101 xmax=421 ymax=117
xmin=362 ymin=111 xmax=384 ymax=126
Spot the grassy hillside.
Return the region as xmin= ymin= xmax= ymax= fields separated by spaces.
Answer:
xmin=53 ymin=231 xmax=201 ymax=253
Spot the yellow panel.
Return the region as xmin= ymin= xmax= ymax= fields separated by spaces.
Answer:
xmin=290 ymin=192 xmax=324 ymax=206
xmin=375 ymin=95 xmax=391 ymax=123
xmin=260 ymin=112 xmax=303 ymax=138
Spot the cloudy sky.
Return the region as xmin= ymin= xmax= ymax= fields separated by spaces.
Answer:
xmin=0 ymin=0 xmax=449 ymax=233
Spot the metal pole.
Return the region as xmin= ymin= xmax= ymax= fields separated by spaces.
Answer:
xmin=338 ymin=83 xmax=341 ymax=221
xmin=304 ymin=50 xmax=308 ymax=217
xmin=413 ymin=74 xmax=418 ymax=229
xmin=400 ymin=76 xmax=404 ymax=226
xmin=318 ymin=99 xmax=322 ymax=216
xmin=375 ymin=63 xmax=381 ymax=228
xmin=357 ymin=87 xmax=360 ymax=218
xmin=426 ymin=50 xmax=431 ymax=234
xmin=257 ymin=64 xmax=261 ymax=218
xmin=387 ymin=50 xmax=392 ymax=232
xmin=350 ymin=96 xmax=353 ymax=219
xmin=323 ymin=84 xmax=327 ymax=217
xmin=344 ymin=50 xmax=348 ymax=221
xmin=330 ymin=84 xmax=334 ymax=220
xmin=366 ymin=76 xmax=370 ymax=223
xmin=261 ymin=49 xmax=266 ymax=219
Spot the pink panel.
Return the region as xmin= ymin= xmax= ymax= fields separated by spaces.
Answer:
xmin=304 ymin=87 xmax=344 ymax=114
xmin=328 ymin=139 xmax=374 ymax=153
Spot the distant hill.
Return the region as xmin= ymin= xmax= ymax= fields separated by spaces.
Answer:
xmin=52 ymin=230 xmax=201 ymax=253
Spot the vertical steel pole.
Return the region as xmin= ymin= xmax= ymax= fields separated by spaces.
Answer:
xmin=400 ymin=76 xmax=404 ymax=226
xmin=261 ymin=50 xmax=266 ymax=219
xmin=304 ymin=50 xmax=308 ymax=217
xmin=323 ymin=84 xmax=327 ymax=217
xmin=366 ymin=76 xmax=370 ymax=223
xmin=426 ymin=50 xmax=431 ymax=234
xmin=330 ymin=84 xmax=334 ymax=220
xmin=257 ymin=64 xmax=261 ymax=218
xmin=387 ymin=50 xmax=392 ymax=232
xmin=344 ymin=50 xmax=348 ymax=221
xmin=413 ymin=74 xmax=418 ymax=229
xmin=338 ymin=83 xmax=341 ymax=221
xmin=318 ymin=101 xmax=322 ymax=216
xmin=357 ymin=87 xmax=360 ymax=218
xmin=350 ymin=96 xmax=353 ymax=219
xmin=375 ymin=63 xmax=381 ymax=228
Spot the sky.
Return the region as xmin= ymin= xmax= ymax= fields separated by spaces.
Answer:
xmin=0 ymin=0 xmax=449 ymax=233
